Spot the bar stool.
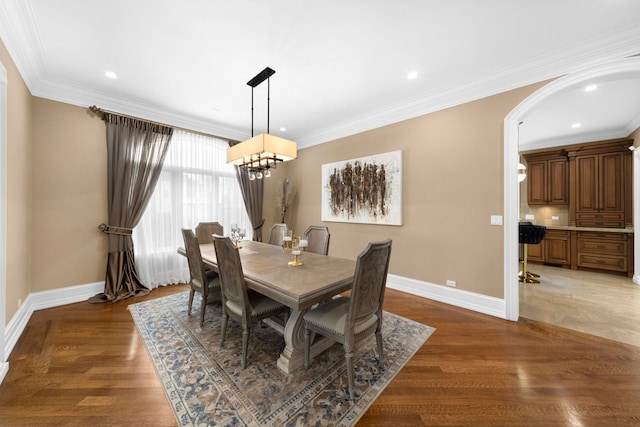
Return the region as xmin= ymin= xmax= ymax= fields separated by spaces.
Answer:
xmin=518 ymin=222 xmax=546 ymax=284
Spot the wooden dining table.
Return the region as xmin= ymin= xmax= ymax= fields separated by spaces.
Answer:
xmin=178 ymin=240 xmax=356 ymax=373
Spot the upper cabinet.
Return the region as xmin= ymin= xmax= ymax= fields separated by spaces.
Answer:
xmin=523 ymin=151 xmax=569 ymax=205
xmin=568 ymin=140 xmax=632 ymax=229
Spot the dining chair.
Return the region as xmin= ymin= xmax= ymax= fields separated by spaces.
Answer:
xmin=195 ymin=221 xmax=224 ymax=244
xmin=268 ymin=223 xmax=288 ymax=247
xmin=181 ymin=228 xmax=222 ymax=326
xmin=213 ymin=235 xmax=290 ymax=369
xmin=303 ymin=239 xmax=392 ymax=400
xmin=304 ymin=225 xmax=330 ymax=255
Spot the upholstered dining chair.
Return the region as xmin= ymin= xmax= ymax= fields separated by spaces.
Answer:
xmin=195 ymin=221 xmax=224 ymax=244
xmin=304 ymin=225 xmax=330 ymax=255
xmin=181 ymin=228 xmax=222 ymax=326
xmin=213 ymin=235 xmax=289 ymax=369
xmin=268 ymin=223 xmax=288 ymax=247
xmin=303 ymin=239 xmax=392 ymax=400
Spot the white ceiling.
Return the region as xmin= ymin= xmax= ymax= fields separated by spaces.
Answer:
xmin=1 ymin=0 xmax=640 ymax=149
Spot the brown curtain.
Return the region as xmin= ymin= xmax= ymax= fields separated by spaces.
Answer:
xmin=89 ymin=114 xmax=173 ymax=303
xmin=230 ymin=141 xmax=265 ymax=241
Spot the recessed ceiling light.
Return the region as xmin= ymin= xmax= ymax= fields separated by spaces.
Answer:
xmin=105 ymin=71 xmax=118 ymax=79
xmin=584 ymin=84 xmax=598 ymax=92
xmin=572 ymin=123 xmax=581 ymax=128
xmin=280 ymin=127 xmax=287 ymax=132
xmin=407 ymin=71 xmax=418 ymax=80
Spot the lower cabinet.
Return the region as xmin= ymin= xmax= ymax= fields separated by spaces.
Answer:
xmin=576 ymin=231 xmax=628 ymax=273
xmin=527 ymin=229 xmax=634 ymax=277
xmin=526 ymin=229 xmax=570 ymax=267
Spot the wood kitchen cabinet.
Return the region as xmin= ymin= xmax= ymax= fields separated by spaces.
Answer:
xmin=526 ymin=229 xmax=570 ymax=267
xmin=569 ymin=140 xmax=632 ymax=229
xmin=523 ymin=151 xmax=569 ymax=205
xmin=575 ymin=231 xmax=630 ymax=274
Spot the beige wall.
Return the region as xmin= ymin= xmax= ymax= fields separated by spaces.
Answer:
xmin=265 ymin=82 xmax=545 ymax=299
xmin=2 ymin=35 xmax=546 ymax=322
xmin=31 ymin=98 xmax=107 ymax=291
xmin=1 ymin=39 xmax=33 ymax=323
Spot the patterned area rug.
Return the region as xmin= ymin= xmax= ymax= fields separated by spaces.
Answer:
xmin=129 ymin=291 xmax=435 ymax=426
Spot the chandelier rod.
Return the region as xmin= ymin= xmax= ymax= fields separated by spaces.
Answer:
xmin=247 ymin=67 xmax=275 ymax=138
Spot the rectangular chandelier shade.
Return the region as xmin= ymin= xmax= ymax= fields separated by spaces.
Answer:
xmin=227 ymin=133 xmax=297 ymax=170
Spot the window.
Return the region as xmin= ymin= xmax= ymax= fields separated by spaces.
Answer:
xmin=133 ymin=129 xmax=251 ymax=287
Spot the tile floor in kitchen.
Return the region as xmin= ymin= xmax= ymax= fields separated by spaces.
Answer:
xmin=519 ymin=263 xmax=640 ymax=347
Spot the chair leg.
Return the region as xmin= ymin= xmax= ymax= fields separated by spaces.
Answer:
xmin=187 ymin=289 xmax=195 ymax=315
xmin=518 ymin=243 xmax=540 ymax=284
xmin=200 ymin=294 xmax=206 ymax=326
xmin=345 ymin=348 xmax=355 ymax=400
xmin=220 ymin=313 xmax=228 ymax=346
xmin=241 ymin=329 xmax=250 ymax=369
xmin=375 ymin=329 xmax=385 ymax=368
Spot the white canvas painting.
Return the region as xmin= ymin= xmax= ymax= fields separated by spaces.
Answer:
xmin=321 ymin=150 xmax=402 ymax=225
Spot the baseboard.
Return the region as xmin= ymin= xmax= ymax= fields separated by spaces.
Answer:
xmin=387 ymin=274 xmax=507 ymax=319
xmin=0 ymin=361 xmax=8 ymax=384
xmin=4 ymin=281 xmax=104 ymax=362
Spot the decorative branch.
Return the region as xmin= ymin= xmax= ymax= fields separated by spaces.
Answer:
xmin=277 ymin=179 xmax=295 ymax=224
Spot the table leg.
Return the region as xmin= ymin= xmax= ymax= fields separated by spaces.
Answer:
xmin=276 ymin=309 xmax=336 ymax=374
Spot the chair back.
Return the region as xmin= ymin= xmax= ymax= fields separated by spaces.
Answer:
xmin=304 ymin=226 xmax=330 ymax=255
xmin=213 ymin=235 xmax=250 ymax=322
xmin=347 ymin=239 xmax=392 ymax=330
xmin=195 ymin=221 xmax=224 ymax=244
xmin=182 ymin=229 xmax=209 ymax=296
xmin=268 ymin=223 xmax=288 ymax=246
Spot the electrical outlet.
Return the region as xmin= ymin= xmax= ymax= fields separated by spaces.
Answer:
xmin=525 ymin=214 xmax=534 ymax=220
xmin=446 ymin=280 xmax=456 ymax=287
xmin=551 ymin=216 xmax=559 ymax=220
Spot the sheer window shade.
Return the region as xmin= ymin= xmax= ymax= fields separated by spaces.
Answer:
xmin=133 ymin=130 xmax=251 ymax=288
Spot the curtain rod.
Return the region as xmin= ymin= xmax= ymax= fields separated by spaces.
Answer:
xmin=87 ymin=105 xmax=239 ymax=143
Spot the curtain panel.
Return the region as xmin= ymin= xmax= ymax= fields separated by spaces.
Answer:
xmin=230 ymin=141 xmax=265 ymax=241
xmin=90 ymin=114 xmax=173 ymax=303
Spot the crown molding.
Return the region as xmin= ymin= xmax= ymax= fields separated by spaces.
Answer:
xmin=31 ymin=77 xmax=249 ymax=141
xmin=298 ymin=25 xmax=640 ymax=148
xmin=520 ymin=127 xmax=635 ymax=152
xmin=0 ymin=0 xmax=48 ymax=91
xmin=2 ymin=0 xmax=640 ymax=147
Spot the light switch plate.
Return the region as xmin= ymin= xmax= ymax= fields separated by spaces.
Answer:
xmin=552 ymin=216 xmax=559 ymax=220
xmin=490 ymin=215 xmax=503 ymax=225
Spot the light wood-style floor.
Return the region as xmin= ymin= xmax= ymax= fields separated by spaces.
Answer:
xmin=519 ymin=264 xmax=640 ymax=347
xmin=2 ymin=284 xmax=640 ymax=426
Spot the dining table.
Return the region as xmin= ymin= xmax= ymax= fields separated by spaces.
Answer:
xmin=178 ymin=239 xmax=356 ymax=373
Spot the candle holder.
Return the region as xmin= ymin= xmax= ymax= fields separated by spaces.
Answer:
xmin=288 ymin=243 xmax=303 ymax=266
xmin=298 ymin=236 xmax=308 ymax=251
xmin=283 ymin=228 xmax=293 ymax=252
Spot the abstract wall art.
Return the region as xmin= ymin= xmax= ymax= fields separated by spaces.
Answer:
xmin=321 ymin=150 xmax=402 ymax=225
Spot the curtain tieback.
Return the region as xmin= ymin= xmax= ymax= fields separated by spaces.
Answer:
xmin=253 ymin=219 xmax=265 ymax=232
xmin=98 ymin=223 xmax=133 ymax=236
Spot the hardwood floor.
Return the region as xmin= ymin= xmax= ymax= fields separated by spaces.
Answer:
xmin=2 ymin=284 xmax=640 ymax=426
xmin=519 ymin=264 xmax=640 ymax=347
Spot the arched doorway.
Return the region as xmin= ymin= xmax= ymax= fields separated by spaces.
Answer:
xmin=503 ymin=57 xmax=640 ymax=321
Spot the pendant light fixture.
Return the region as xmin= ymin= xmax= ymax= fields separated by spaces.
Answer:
xmin=227 ymin=67 xmax=297 ymax=180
